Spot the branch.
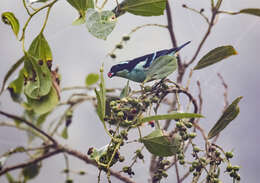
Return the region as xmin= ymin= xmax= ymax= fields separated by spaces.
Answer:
xmin=0 ymin=110 xmax=57 ymax=145
xmin=166 ymin=1 xmax=184 ymax=83
xmin=64 ymin=147 xmax=136 ymax=183
xmin=0 ymin=149 xmax=62 ymax=176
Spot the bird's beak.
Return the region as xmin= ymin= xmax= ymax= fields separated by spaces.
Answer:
xmin=107 ymin=72 xmax=113 ymax=78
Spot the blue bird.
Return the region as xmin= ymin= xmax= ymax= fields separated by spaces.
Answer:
xmin=107 ymin=41 xmax=191 ymax=83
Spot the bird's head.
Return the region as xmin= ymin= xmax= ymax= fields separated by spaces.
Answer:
xmin=107 ymin=63 xmax=128 ymax=78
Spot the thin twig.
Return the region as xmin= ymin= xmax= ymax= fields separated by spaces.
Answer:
xmin=174 ymin=156 xmax=181 ymax=183
xmin=0 ymin=149 xmax=62 ymax=176
xmin=0 ymin=110 xmax=57 ymax=145
xmin=64 ymin=147 xmax=136 ymax=183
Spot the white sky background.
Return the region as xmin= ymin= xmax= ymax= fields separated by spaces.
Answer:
xmin=0 ymin=0 xmax=260 ymax=182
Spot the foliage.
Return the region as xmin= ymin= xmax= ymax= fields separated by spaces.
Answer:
xmin=1 ymin=0 xmax=258 ymax=183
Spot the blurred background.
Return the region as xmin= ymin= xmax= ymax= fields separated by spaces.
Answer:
xmin=0 ymin=0 xmax=260 ymax=182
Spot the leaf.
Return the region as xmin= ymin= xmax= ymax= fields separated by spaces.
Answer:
xmin=22 ymin=163 xmax=41 ymax=180
xmin=1 ymin=12 xmax=20 ymax=37
xmin=0 ymin=56 xmax=24 ymax=95
xmin=6 ymin=173 xmax=15 ymax=183
xmin=139 ymin=113 xmax=204 ymax=124
xmin=85 ymin=73 xmax=99 ymax=86
xmin=0 ymin=156 xmax=8 ymax=170
xmin=86 ymin=9 xmax=117 ymax=40
xmin=28 ymin=33 xmax=52 ymax=63
xmin=239 ymin=8 xmax=260 ymax=17
xmin=23 ymin=55 xmax=52 ymax=99
xmin=67 ymin=0 xmax=94 ymax=18
xmin=90 ymin=144 xmax=108 ymax=161
xmin=120 ymin=80 xmax=131 ymax=99
xmin=208 ymin=96 xmax=243 ymax=139
xmin=113 ymin=0 xmax=166 ymax=17
xmin=144 ymin=55 xmax=177 ymax=82
xmin=62 ymin=127 xmax=68 ymax=139
xmin=26 ymin=86 xmax=59 ymax=115
xmin=140 ymin=129 xmax=181 ymax=157
xmin=95 ymin=66 xmax=106 ymax=123
xmin=24 ymin=33 xmax=53 ymax=99
xmin=194 ymin=46 xmax=237 ymax=70
xmin=8 ymin=68 xmax=25 ymax=103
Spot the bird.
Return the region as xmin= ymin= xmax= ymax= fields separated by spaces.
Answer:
xmin=107 ymin=41 xmax=191 ymax=83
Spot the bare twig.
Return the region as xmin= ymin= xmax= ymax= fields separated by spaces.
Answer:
xmin=0 ymin=110 xmax=57 ymax=145
xmin=174 ymin=156 xmax=181 ymax=183
xmin=64 ymin=147 xmax=136 ymax=183
xmin=0 ymin=149 xmax=62 ymax=176
xmin=217 ymin=73 xmax=229 ymax=109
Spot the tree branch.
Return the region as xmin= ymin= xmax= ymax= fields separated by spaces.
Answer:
xmin=0 ymin=110 xmax=57 ymax=145
xmin=64 ymin=147 xmax=136 ymax=183
xmin=0 ymin=149 xmax=62 ymax=176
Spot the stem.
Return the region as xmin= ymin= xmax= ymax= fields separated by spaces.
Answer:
xmin=20 ymin=0 xmax=58 ymax=51
xmin=22 ymin=0 xmax=31 ymax=16
xmin=40 ymin=6 xmax=52 ymax=33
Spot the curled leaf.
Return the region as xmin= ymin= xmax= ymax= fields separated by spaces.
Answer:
xmin=194 ymin=46 xmax=237 ymax=70
xmin=24 ymin=55 xmax=52 ymax=99
xmin=141 ymin=129 xmax=181 ymax=157
xmin=208 ymin=96 xmax=243 ymax=139
xmin=26 ymin=86 xmax=59 ymax=115
xmin=1 ymin=12 xmax=20 ymax=37
xmin=86 ymin=9 xmax=117 ymax=40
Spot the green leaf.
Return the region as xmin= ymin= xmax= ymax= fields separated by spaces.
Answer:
xmin=144 ymin=55 xmax=177 ymax=82
xmin=95 ymin=68 xmax=106 ymax=123
xmin=86 ymin=9 xmax=117 ymax=40
xmin=26 ymin=86 xmax=59 ymax=115
xmin=85 ymin=73 xmax=99 ymax=86
xmin=8 ymin=68 xmax=25 ymax=103
xmin=139 ymin=113 xmax=204 ymax=124
xmin=67 ymin=0 xmax=94 ymax=22
xmin=194 ymin=46 xmax=237 ymax=70
xmin=23 ymin=55 xmax=52 ymax=99
xmin=62 ymin=127 xmax=68 ymax=139
xmin=36 ymin=112 xmax=50 ymax=127
xmin=239 ymin=8 xmax=260 ymax=17
xmin=0 ymin=156 xmax=8 ymax=170
xmin=208 ymin=96 xmax=243 ymax=139
xmin=1 ymin=12 xmax=20 ymax=37
xmin=113 ymin=0 xmax=166 ymax=17
xmin=67 ymin=0 xmax=94 ymax=18
xmin=120 ymin=80 xmax=131 ymax=99
xmin=141 ymin=129 xmax=181 ymax=157
xmin=28 ymin=33 xmax=52 ymax=63
xmin=22 ymin=163 xmax=41 ymax=180
xmin=90 ymin=145 xmax=108 ymax=161
xmin=6 ymin=173 xmax=15 ymax=183
xmin=0 ymin=56 xmax=24 ymax=95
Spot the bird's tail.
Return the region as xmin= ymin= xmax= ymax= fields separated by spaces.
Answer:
xmin=168 ymin=41 xmax=191 ymax=54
